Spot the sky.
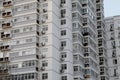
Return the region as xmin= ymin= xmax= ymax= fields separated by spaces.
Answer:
xmin=104 ymin=0 xmax=120 ymax=17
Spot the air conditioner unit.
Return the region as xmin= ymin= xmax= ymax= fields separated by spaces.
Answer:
xmin=40 ymin=54 xmax=46 ymax=58
xmin=41 ymin=67 xmax=45 ymax=71
xmin=60 ymin=58 xmax=65 ymax=62
xmin=40 ymin=42 xmax=45 ymax=46
xmin=60 ymin=4 xmax=64 ymax=7
xmin=41 ymin=19 xmax=46 ymax=23
xmin=41 ymin=30 xmax=46 ymax=35
xmin=43 ymin=9 xmax=47 ymax=13
xmin=60 ymin=69 xmax=64 ymax=73
xmin=60 ymin=47 xmax=64 ymax=51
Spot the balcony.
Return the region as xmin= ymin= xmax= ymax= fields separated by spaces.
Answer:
xmin=0 ymin=45 xmax=11 ymax=51
xmin=0 ymin=57 xmax=9 ymax=63
xmin=83 ymin=32 xmax=89 ymax=36
xmin=74 ymin=71 xmax=84 ymax=78
xmin=10 ymin=67 xmax=39 ymax=74
xmin=2 ymin=12 xmax=12 ymax=18
xmin=2 ymin=23 xmax=12 ymax=29
xmin=83 ymin=43 xmax=88 ymax=46
xmin=3 ymin=1 xmax=12 ymax=7
xmin=1 ymin=33 xmax=12 ymax=40
xmin=0 ymin=69 xmax=9 ymax=75
xmin=96 ymin=0 xmax=100 ymax=3
xmin=10 ymin=54 xmax=39 ymax=61
xmin=84 ymin=74 xmax=91 ymax=79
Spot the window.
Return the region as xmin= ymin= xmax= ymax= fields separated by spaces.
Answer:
xmin=73 ymin=55 xmax=78 ymax=60
xmin=72 ymin=13 xmax=77 ymax=18
xmin=111 ymin=41 xmax=116 ymax=48
xmin=61 ymin=19 xmax=66 ymax=25
xmin=74 ymin=78 xmax=79 ymax=80
xmin=61 ymin=41 xmax=66 ymax=47
xmin=12 ymin=29 xmax=20 ymax=33
xmin=112 ymin=50 xmax=116 ymax=57
xmin=99 ymin=48 xmax=103 ymax=53
xmin=98 ymin=30 xmax=102 ymax=37
xmin=26 ymin=38 xmax=32 ymax=43
xmin=61 ymin=30 xmax=66 ymax=36
xmin=72 ymin=3 xmax=76 ymax=8
xmin=98 ymin=39 xmax=103 ymax=46
xmin=101 ymin=76 xmax=105 ymax=80
xmin=113 ymin=59 xmax=117 ymax=64
xmin=42 ymin=36 xmax=48 ymax=42
xmin=43 ymin=14 xmax=48 ymax=19
xmin=61 ymin=64 xmax=67 ymax=70
xmin=84 ymin=48 xmax=89 ymax=52
xmin=11 ymin=64 xmax=18 ymax=68
xmin=61 ymin=52 xmax=67 ymax=58
xmin=100 ymin=57 xmax=104 ymax=62
xmin=72 ymin=23 xmax=77 ymax=28
xmin=61 ymin=9 xmax=66 ymax=18
xmin=42 ymin=73 xmax=48 ymax=79
xmin=42 ymin=25 xmax=48 ymax=31
xmin=110 ymin=24 xmax=114 ymax=31
xmin=74 ymin=66 xmax=79 ymax=71
xmin=114 ymin=69 xmax=117 ymax=76
xmin=61 ymin=0 xmax=66 ymax=4
xmin=42 ymin=61 xmax=48 ymax=67
xmin=61 ymin=76 xmax=67 ymax=80
xmin=16 ymin=40 xmax=20 ymax=44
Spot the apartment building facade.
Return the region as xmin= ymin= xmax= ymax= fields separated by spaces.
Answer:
xmin=96 ymin=0 xmax=109 ymax=80
xmin=0 ymin=0 xmax=106 ymax=80
xmin=105 ymin=16 xmax=120 ymax=80
xmin=72 ymin=0 xmax=99 ymax=80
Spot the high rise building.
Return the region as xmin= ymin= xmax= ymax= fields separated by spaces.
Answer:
xmin=0 ymin=0 xmax=106 ymax=80
xmin=96 ymin=0 xmax=109 ymax=80
xmin=105 ymin=15 xmax=120 ymax=80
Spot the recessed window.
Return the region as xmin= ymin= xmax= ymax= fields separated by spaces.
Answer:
xmin=61 ymin=0 xmax=66 ymax=4
xmin=42 ymin=61 xmax=48 ymax=67
xmin=61 ymin=9 xmax=66 ymax=18
xmin=113 ymin=59 xmax=117 ymax=64
xmin=61 ymin=41 xmax=66 ymax=47
xmin=42 ymin=73 xmax=48 ymax=79
xmin=61 ymin=76 xmax=67 ymax=80
xmin=61 ymin=19 xmax=66 ymax=25
xmin=61 ymin=64 xmax=67 ymax=70
xmin=74 ymin=66 xmax=79 ymax=71
xmin=61 ymin=30 xmax=66 ymax=36
xmin=61 ymin=52 xmax=67 ymax=58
